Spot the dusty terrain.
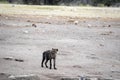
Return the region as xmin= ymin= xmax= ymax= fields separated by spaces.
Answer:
xmin=0 ymin=4 xmax=120 ymax=80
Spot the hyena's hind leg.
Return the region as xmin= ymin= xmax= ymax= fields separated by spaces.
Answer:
xmin=45 ymin=59 xmax=48 ymax=68
xmin=41 ymin=54 xmax=45 ymax=67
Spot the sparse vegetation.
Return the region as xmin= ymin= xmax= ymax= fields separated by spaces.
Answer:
xmin=0 ymin=4 xmax=120 ymax=18
xmin=0 ymin=0 xmax=8 ymax=3
xmin=0 ymin=0 xmax=120 ymax=6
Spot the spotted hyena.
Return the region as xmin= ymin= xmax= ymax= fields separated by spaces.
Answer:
xmin=41 ymin=48 xmax=58 ymax=70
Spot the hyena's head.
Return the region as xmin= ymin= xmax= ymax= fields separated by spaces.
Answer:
xmin=52 ymin=48 xmax=58 ymax=54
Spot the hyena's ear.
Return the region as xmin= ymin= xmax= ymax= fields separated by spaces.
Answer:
xmin=52 ymin=48 xmax=54 ymax=50
xmin=56 ymin=49 xmax=58 ymax=51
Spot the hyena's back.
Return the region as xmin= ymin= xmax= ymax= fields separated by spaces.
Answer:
xmin=42 ymin=50 xmax=51 ymax=60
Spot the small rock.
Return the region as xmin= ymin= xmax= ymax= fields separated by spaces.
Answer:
xmin=73 ymin=65 xmax=82 ymax=68
xmin=0 ymin=73 xmax=6 ymax=75
xmin=83 ymin=21 xmax=86 ymax=23
xmin=27 ymin=20 xmax=31 ymax=22
xmin=32 ymin=23 xmax=37 ymax=28
xmin=68 ymin=19 xmax=74 ymax=22
xmin=3 ymin=57 xmax=13 ymax=61
xmin=87 ymin=56 xmax=99 ymax=59
xmin=112 ymin=65 xmax=115 ymax=67
xmin=74 ymin=20 xmax=78 ymax=25
xmin=102 ymin=25 xmax=105 ymax=27
xmin=109 ymin=31 xmax=113 ymax=34
xmin=99 ymin=44 xmax=104 ymax=46
xmin=12 ymin=4 xmax=15 ymax=7
xmin=5 ymin=17 xmax=8 ymax=19
xmin=88 ymin=24 xmax=91 ymax=28
xmin=14 ymin=59 xmax=24 ymax=62
xmin=108 ymin=25 xmax=111 ymax=27
xmin=101 ymin=31 xmax=113 ymax=35
xmin=101 ymin=33 xmax=109 ymax=35
xmin=23 ymin=30 xmax=29 ymax=34
xmin=45 ymin=22 xmax=51 ymax=24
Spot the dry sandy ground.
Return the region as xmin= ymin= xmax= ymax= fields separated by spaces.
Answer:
xmin=0 ymin=14 xmax=120 ymax=80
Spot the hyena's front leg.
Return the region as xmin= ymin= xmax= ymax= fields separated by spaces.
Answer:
xmin=49 ymin=59 xmax=52 ymax=69
xmin=53 ymin=59 xmax=57 ymax=70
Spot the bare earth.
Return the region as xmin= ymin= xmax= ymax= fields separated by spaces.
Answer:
xmin=0 ymin=14 xmax=120 ymax=80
